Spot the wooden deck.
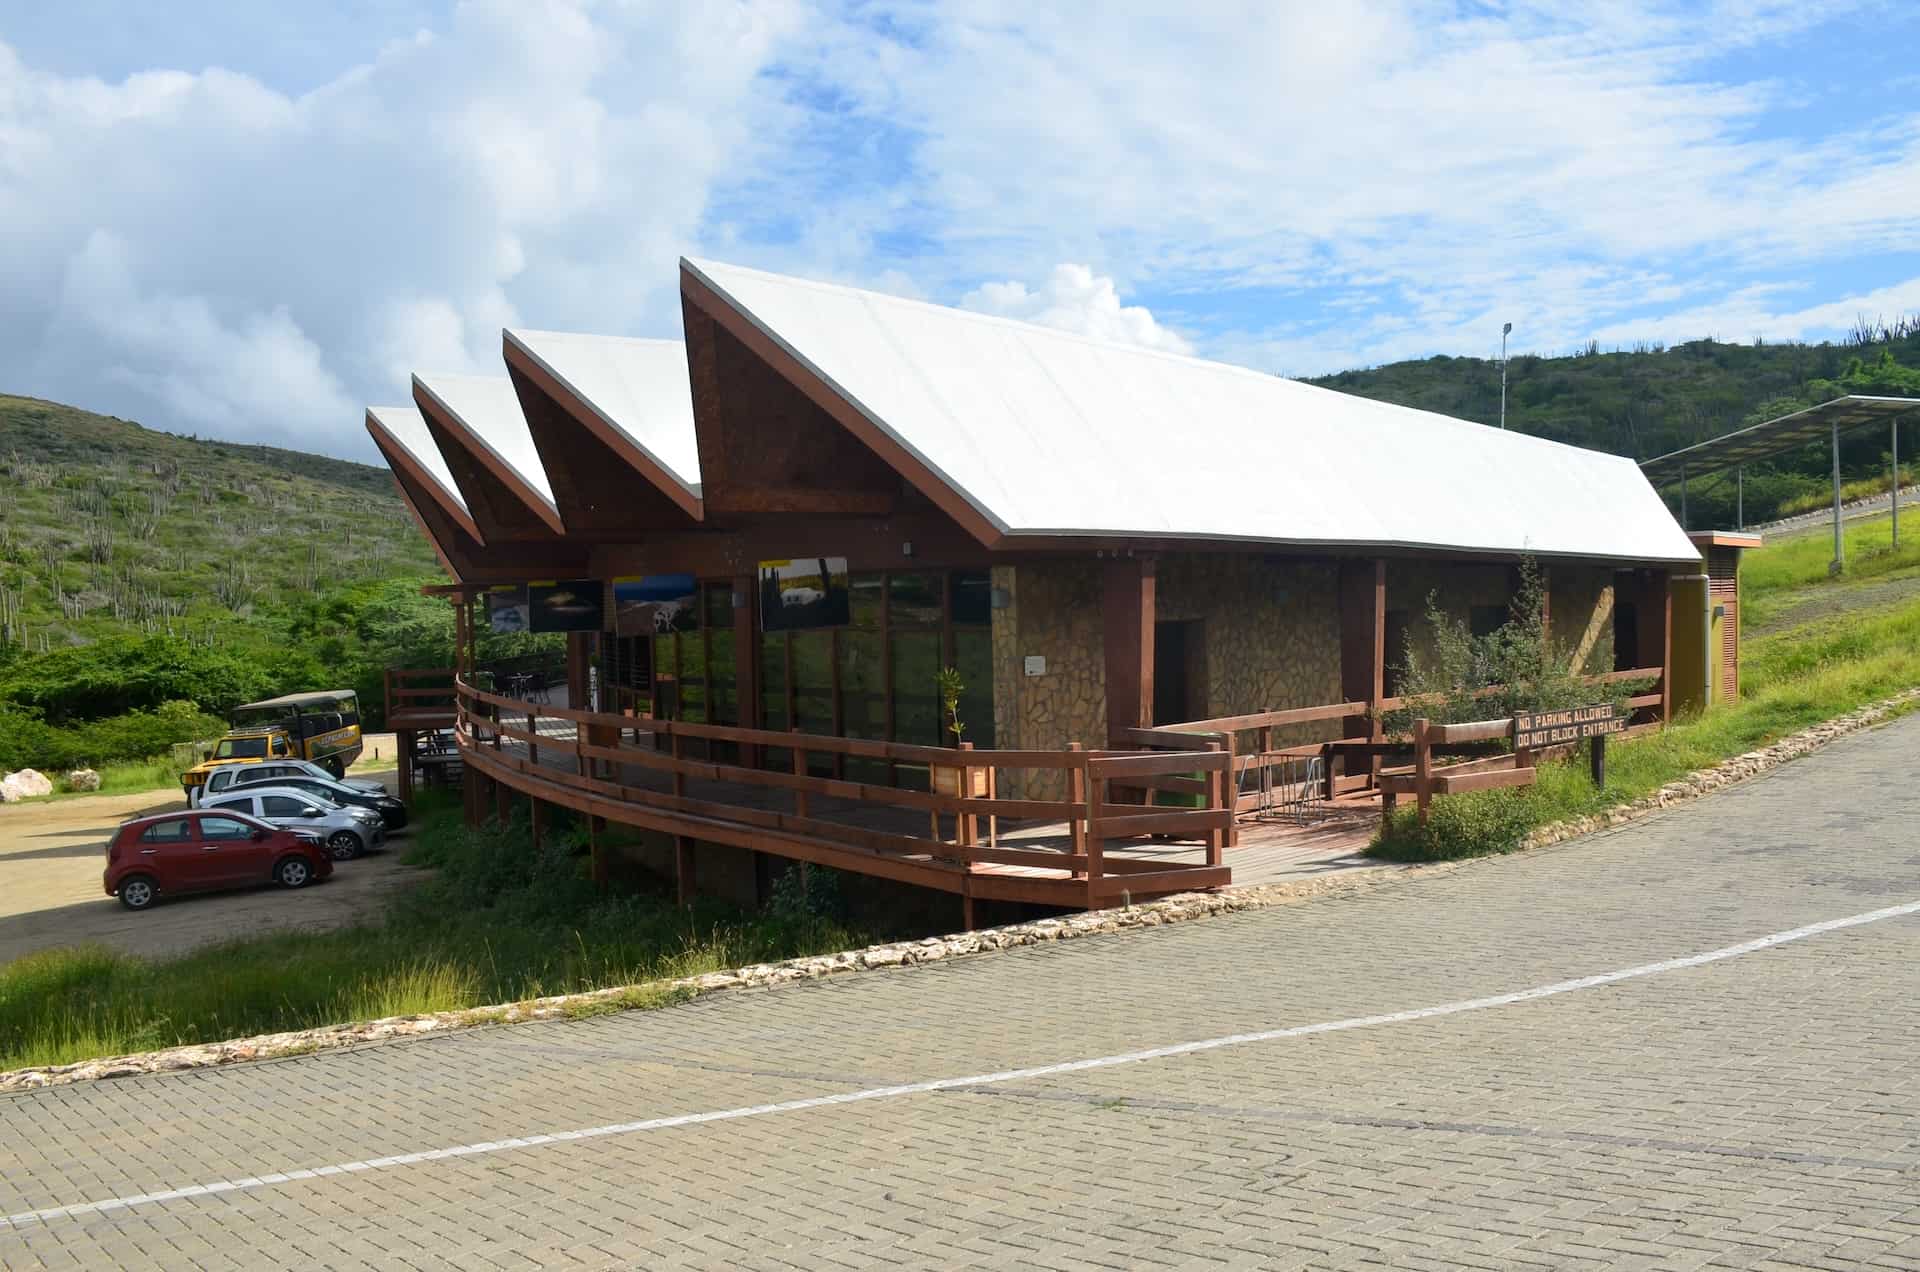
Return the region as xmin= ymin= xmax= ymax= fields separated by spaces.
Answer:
xmin=475 ymin=700 xmax=1381 ymax=908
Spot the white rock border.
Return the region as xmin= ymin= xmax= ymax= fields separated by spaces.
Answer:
xmin=5 ymin=684 xmax=1916 ymax=1096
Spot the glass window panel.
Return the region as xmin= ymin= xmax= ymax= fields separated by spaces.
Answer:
xmin=791 ymin=631 xmax=835 ymax=735
xmin=850 ymin=572 xmax=884 ymax=630
xmin=840 ymin=630 xmax=885 ymax=740
xmin=952 ymin=628 xmax=995 ymax=749
xmin=950 ymin=571 xmax=992 ymax=626
xmin=759 ymin=633 xmax=789 ymax=732
xmin=703 ymin=582 xmax=732 ymax=630
xmin=890 ymin=631 xmax=942 ymax=746
xmin=678 ymin=631 xmax=707 ymax=684
xmin=888 ymin=573 xmax=942 ymax=627
xmin=791 ymin=630 xmax=836 ymax=776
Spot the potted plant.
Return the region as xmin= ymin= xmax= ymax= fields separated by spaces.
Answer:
xmin=929 ymin=667 xmax=989 ymax=800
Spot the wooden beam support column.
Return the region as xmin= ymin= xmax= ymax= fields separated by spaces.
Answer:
xmin=1102 ymin=556 xmax=1155 ymax=744
xmin=1338 ymin=559 xmax=1387 ymax=776
xmin=566 ymin=631 xmax=592 ymax=711
xmin=529 ymin=798 xmax=543 ymax=853
xmin=675 ymin=837 xmax=695 ymax=908
xmin=589 ymin=815 xmax=608 ymax=889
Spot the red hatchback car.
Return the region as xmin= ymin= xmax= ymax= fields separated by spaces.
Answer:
xmin=104 ymin=809 xmax=334 ymax=911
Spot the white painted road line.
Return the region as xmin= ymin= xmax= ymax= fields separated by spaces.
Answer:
xmin=5 ymin=897 xmax=1919 ymax=1232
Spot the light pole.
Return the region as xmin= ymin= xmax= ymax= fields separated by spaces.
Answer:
xmin=1499 ymin=321 xmax=1512 ymax=430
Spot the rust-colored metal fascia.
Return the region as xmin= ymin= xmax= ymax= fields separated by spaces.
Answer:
xmin=679 ymin=262 xmax=1008 ymax=551
xmin=411 ymin=378 xmax=568 ymax=537
xmin=502 ymin=332 xmax=705 ymax=523
xmin=366 ymin=410 xmax=486 ymax=545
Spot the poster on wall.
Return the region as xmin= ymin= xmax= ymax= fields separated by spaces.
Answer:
xmin=759 ymin=557 xmax=850 ymax=631
xmin=528 ymin=579 xmax=605 ymax=633
xmin=487 ymin=585 xmax=530 ymax=634
xmin=612 ymin=574 xmax=698 ymax=636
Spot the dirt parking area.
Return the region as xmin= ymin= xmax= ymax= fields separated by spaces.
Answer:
xmin=0 ymin=749 xmax=426 ymax=966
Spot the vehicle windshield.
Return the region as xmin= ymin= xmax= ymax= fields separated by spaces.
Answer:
xmin=214 ymin=737 xmax=269 ymax=759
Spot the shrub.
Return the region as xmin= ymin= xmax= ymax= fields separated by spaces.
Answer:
xmin=1371 ymin=787 xmax=1540 ymax=861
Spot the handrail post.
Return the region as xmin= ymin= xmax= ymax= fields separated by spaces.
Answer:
xmin=1084 ymin=756 xmax=1104 ymax=908
xmin=957 ymin=741 xmax=976 ymax=866
xmin=1066 ymin=742 xmax=1086 ymax=879
xmin=1204 ymin=741 xmax=1225 ymax=866
xmin=527 ymin=704 xmax=538 ymax=769
xmin=1413 ymin=718 xmax=1432 ymax=825
xmin=1221 ymin=731 xmax=1239 ymax=847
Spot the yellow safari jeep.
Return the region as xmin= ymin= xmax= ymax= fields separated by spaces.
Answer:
xmin=180 ymin=691 xmax=365 ymax=799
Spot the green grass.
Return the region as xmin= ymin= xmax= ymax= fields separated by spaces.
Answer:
xmin=1371 ymin=574 xmax=1920 ymax=861
xmin=1741 ymin=510 xmax=1920 ymax=629
xmin=0 ymin=793 xmax=871 ymax=1071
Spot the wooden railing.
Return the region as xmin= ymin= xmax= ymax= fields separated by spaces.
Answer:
xmin=384 ymin=667 xmax=458 ymax=728
xmin=1379 ymin=717 xmax=1540 ymax=824
xmin=454 ymin=678 xmax=1231 ymax=908
xmin=1125 ymin=666 xmax=1665 ymax=827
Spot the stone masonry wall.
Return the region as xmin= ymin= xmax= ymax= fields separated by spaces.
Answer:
xmin=990 ymin=559 xmax=1105 ymax=798
xmin=1155 ymin=554 xmax=1343 ymax=746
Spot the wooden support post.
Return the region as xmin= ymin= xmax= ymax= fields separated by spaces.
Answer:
xmin=1590 ymin=735 xmax=1607 ymax=789
xmin=675 ymin=836 xmax=695 ymax=908
xmin=587 ymin=815 xmax=607 ymax=888
xmin=566 ymin=631 xmax=591 ymax=711
xmin=1102 ymin=556 xmax=1155 ymax=744
xmin=1066 ymin=742 xmax=1086 ymax=880
xmin=493 ymin=776 xmax=510 ymax=826
xmin=396 ymin=728 xmax=414 ymax=804
xmin=1220 ymin=732 xmax=1238 ymax=848
xmin=529 ymin=798 xmax=543 ymax=853
xmin=527 ymin=705 xmax=539 ymax=769
xmin=961 ymin=892 xmax=977 ymax=932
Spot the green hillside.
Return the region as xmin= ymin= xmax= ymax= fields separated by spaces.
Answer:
xmin=0 ymin=393 xmax=440 ymax=653
xmin=0 ymin=394 xmax=461 ymax=775
xmin=1307 ymin=324 xmax=1920 ymax=527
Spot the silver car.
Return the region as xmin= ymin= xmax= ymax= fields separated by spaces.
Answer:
xmin=192 ymin=758 xmax=385 ymax=808
xmin=203 ymin=786 xmax=386 ymax=861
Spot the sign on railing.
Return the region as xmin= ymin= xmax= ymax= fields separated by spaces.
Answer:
xmin=1512 ymin=703 xmax=1624 ymax=750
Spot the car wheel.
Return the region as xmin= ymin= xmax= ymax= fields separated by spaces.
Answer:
xmin=276 ymin=856 xmax=314 ymax=889
xmin=118 ymin=876 xmax=158 ymax=911
xmin=322 ymin=756 xmax=345 ymax=779
xmin=325 ymin=831 xmax=363 ymax=861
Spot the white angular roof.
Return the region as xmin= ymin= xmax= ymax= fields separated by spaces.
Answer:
xmin=504 ymin=329 xmax=701 ymax=499
xmin=685 ymin=259 xmax=1701 ymax=565
xmin=411 ymin=372 xmax=558 ymax=521
xmin=366 ymin=404 xmax=467 ymax=514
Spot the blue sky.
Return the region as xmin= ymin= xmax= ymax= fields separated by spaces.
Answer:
xmin=4 ymin=1 xmax=1919 ymax=460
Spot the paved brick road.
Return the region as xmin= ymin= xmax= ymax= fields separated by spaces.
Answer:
xmin=3 ymin=715 xmax=1919 ymax=1269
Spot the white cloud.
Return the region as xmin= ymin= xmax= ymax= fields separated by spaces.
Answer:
xmin=0 ymin=0 xmax=805 ymax=455
xmin=4 ymin=0 xmax=1919 ymax=457
xmin=961 ymin=265 xmax=1192 ymax=354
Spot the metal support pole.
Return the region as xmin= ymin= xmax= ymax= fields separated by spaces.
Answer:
xmin=1832 ymin=420 xmax=1844 ymax=575
xmin=1680 ymin=462 xmax=1688 ymax=530
xmin=1736 ymin=465 xmax=1744 ymax=531
xmin=1893 ymin=419 xmax=1901 ymax=549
